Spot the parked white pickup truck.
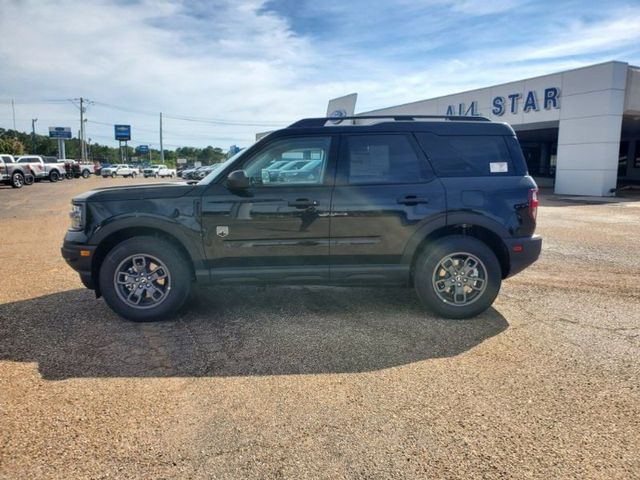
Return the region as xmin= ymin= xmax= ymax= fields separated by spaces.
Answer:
xmin=1 ymin=154 xmax=35 ymax=188
xmin=16 ymin=155 xmax=66 ymax=182
xmin=101 ymin=164 xmax=139 ymax=178
xmin=142 ymin=164 xmax=176 ymax=178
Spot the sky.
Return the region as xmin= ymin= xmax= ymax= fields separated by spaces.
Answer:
xmin=1 ymin=0 xmax=639 ymax=151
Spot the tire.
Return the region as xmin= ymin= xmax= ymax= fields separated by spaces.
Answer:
xmin=11 ymin=172 xmax=25 ymax=188
xmin=49 ymin=170 xmax=60 ymax=182
xmin=24 ymin=173 xmax=34 ymax=185
xmin=413 ymin=235 xmax=501 ymax=319
xmin=132 ymin=172 xmax=137 ymax=177
xmin=82 ymin=169 xmax=90 ymax=178
xmin=111 ymin=172 xmax=116 ymax=178
xmin=99 ymin=236 xmax=192 ymax=322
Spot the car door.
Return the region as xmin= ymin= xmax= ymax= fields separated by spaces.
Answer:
xmin=201 ymin=134 xmax=337 ymax=283
xmin=329 ymin=133 xmax=447 ymax=285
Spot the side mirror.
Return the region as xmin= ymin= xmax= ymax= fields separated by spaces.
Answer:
xmin=227 ymin=170 xmax=250 ymax=190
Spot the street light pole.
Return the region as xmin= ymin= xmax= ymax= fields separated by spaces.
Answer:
xmin=83 ymin=118 xmax=88 ymax=162
xmin=11 ymin=100 xmax=16 ymax=131
xmin=159 ymin=112 xmax=164 ymax=164
xmin=31 ymin=118 xmax=38 ymax=153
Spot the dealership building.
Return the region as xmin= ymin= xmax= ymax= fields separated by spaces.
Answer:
xmin=327 ymin=61 xmax=640 ymax=196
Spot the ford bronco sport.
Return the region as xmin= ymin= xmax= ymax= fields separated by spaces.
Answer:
xmin=62 ymin=115 xmax=542 ymax=322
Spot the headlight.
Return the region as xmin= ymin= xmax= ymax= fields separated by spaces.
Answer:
xmin=69 ymin=204 xmax=84 ymax=230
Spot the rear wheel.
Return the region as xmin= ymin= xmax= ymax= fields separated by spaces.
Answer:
xmin=99 ymin=236 xmax=192 ymax=321
xmin=11 ymin=172 xmax=25 ymax=188
xmin=82 ymin=169 xmax=90 ymax=178
xmin=49 ymin=170 xmax=60 ymax=182
xmin=24 ymin=173 xmax=34 ymax=185
xmin=414 ymin=235 xmax=501 ymax=319
xmin=111 ymin=172 xmax=116 ymax=178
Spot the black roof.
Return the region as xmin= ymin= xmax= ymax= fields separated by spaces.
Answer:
xmin=277 ymin=115 xmax=513 ymax=136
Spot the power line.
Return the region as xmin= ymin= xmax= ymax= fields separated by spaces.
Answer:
xmin=78 ymin=100 xmax=285 ymax=127
xmin=2 ymin=96 xmax=287 ymax=127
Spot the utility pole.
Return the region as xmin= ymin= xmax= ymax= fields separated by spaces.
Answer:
xmin=79 ymin=97 xmax=86 ymax=162
xmin=159 ymin=112 xmax=164 ymax=163
xmin=11 ymin=100 xmax=16 ymax=131
xmin=31 ymin=118 xmax=38 ymax=153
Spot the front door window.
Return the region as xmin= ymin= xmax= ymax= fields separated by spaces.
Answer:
xmin=242 ymin=137 xmax=331 ymax=187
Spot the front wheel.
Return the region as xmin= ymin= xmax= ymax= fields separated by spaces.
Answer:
xmin=82 ymin=169 xmax=90 ymax=178
xmin=99 ymin=236 xmax=192 ymax=321
xmin=131 ymin=172 xmax=137 ymax=177
xmin=413 ymin=235 xmax=501 ymax=319
xmin=111 ymin=172 xmax=116 ymax=178
xmin=49 ymin=170 xmax=60 ymax=182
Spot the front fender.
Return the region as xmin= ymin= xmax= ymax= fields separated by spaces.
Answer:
xmin=86 ymin=198 xmax=205 ymax=274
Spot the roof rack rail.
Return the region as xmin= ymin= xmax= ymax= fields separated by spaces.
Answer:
xmin=288 ymin=115 xmax=491 ymax=128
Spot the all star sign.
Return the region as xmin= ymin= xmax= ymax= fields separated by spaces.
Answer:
xmin=446 ymin=87 xmax=560 ymax=117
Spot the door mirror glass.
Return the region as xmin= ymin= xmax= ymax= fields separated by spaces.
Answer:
xmin=227 ymin=170 xmax=250 ymax=190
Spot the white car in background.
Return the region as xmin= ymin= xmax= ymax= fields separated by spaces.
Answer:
xmin=156 ymin=165 xmax=176 ymax=178
xmin=143 ymin=164 xmax=176 ymax=178
xmin=101 ymin=164 xmax=138 ymax=178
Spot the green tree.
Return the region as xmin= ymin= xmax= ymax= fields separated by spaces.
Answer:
xmin=0 ymin=137 xmax=25 ymax=155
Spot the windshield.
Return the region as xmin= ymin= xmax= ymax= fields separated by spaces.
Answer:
xmin=197 ymin=147 xmax=249 ymax=185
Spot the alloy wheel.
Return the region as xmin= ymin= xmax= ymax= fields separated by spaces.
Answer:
xmin=432 ymin=252 xmax=487 ymax=306
xmin=113 ymin=254 xmax=172 ymax=309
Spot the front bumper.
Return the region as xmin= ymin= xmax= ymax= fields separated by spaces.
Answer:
xmin=61 ymin=242 xmax=96 ymax=290
xmin=504 ymin=235 xmax=542 ymax=278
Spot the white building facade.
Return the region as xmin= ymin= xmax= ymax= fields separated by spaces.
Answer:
xmin=328 ymin=61 xmax=640 ymax=196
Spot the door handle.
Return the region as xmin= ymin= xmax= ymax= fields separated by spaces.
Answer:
xmin=288 ymin=198 xmax=318 ymax=209
xmin=397 ymin=195 xmax=429 ymax=205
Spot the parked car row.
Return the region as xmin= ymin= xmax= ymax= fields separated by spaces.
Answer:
xmin=261 ymin=158 xmax=324 ymax=183
xmin=98 ymin=164 xmax=177 ymax=179
xmin=1 ymin=154 xmax=96 ymax=188
xmin=179 ymin=164 xmax=220 ymax=180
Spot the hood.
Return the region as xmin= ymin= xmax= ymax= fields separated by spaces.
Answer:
xmin=73 ymin=182 xmax=196 ymax=202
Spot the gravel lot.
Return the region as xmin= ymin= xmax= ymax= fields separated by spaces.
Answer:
xmin=1 ymin=176 xmax=639 ymax=479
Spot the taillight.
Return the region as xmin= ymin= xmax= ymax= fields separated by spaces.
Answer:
xmin=528 ymin=188 xmax=539 ymax=222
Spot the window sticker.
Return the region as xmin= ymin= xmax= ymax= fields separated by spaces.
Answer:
xmin=490 ymin=162 xmax=508 ymax=173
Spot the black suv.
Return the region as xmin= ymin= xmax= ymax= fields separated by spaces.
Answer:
xmin=62 ymin=115 xmax=542 ymax=322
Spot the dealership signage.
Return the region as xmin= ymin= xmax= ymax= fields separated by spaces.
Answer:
xmin=48 ymin=127 xmax=72 ymax=139
xmin=446 ymin=87 xmax=560 ymax=117
xmin=135 ymin=145 xmax=149 ymax=154
xmin=114 ymin=124 xmax=131 ymax=141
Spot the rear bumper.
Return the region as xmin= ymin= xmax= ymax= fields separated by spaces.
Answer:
xmin=61 ymin=242 xmax=96 ymax=290
xmin=504 ymin=235 xmax=542 ymax=278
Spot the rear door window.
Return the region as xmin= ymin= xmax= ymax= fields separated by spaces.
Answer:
xmin=342 ymin=134 xmax=430 ymax=185
xmin=415 ymin=134 xmax=515 ymax=177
